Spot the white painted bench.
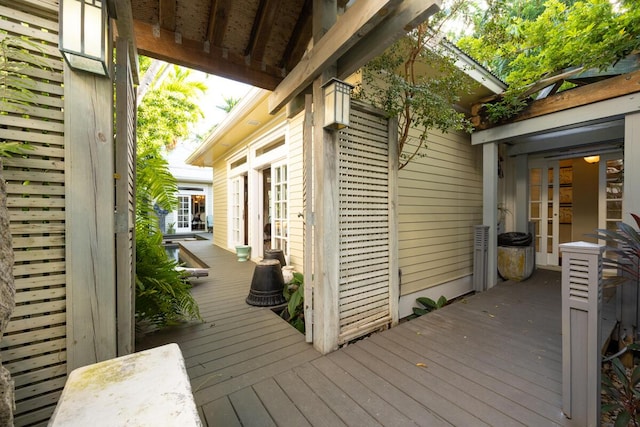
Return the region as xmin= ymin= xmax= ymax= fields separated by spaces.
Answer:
xmin=49 ymin=343 xmax=201 ymax=426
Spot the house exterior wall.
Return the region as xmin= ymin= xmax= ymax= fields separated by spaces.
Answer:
xmin=206 ymin=107 xmax=482 ymax=317
xmin=397 ymin=128 xmax=482 ymax=316
xmin=287 ymin=111 xmax=305 ymax=271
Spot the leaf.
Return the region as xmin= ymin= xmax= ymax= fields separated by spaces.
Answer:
xmin=412 ymin=307 xmax=429 ymax=316
xmin=416 ymin=362 xmax=427 ymax=368
xmin=436 ymin=295 xmax=447 ymax=308
xmin=612 ymin=358 xmax=630 ymax=389
xmin=614 ymin=410 xmax=631 ymax=427
xmin=416 ymin=297 xmax=438 ymax=309
xmin=287 ymin=289 xmax=302 ymax=320
xmin=601 ymin=403 xmax=621 ymax=413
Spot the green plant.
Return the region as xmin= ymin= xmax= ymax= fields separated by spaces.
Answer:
xmin=135 ymin=220 xmax=201 ymax=328
xmin=167 ymin=222 xmax=176 ymax=234
xmin=0 ymin=32 xmax=45 ymax=158
xmin=356 ymin=22 xmax=473 ymax=169
xmin=411 ymin=295 xmax=448 ymax=318
xmin=591 ymin=213 xmax=640 ymax=287
xmin=602 ymin=356 xmax=640 ymax=426
xmin=282 ymin=272 xmax=304 ymax=333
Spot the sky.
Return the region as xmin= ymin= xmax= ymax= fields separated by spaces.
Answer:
xmin=189 ymin=71 xmax=253 ymax=137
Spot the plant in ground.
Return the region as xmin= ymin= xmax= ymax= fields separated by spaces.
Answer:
xmin=410 ymin=295 xmax=448 ymax=318
xmin=135 ymin=222 xmax=201 ymax=329
xmin=602 ymin=356 xmax=640 ymax=426
xmin=282 ymin=272 xmax=304 ymax=333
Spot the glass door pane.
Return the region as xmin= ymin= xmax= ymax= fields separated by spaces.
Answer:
xmin=230 ymin=176 xmax=244 ymax=246
xmin=176 ymin=195 xmax=191 ymax=233
xmin=599 ymin=155 xmax=624 ymax=264
xmin=271 ymin=163 xmax=289 ymax=256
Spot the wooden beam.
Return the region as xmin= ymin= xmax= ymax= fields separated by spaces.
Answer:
xmin=279 ymin=0 xmax=312 ymax=71
xmin=206 ymin=0 xmax=232 ymax=48
xmin=113 ymin=0 xmax=139 ymax=84
xmin=159 ymin=0 xmax=177 ymax=31
xmin=473 ymin=69 xmax=640 ymax=130
xmin=245 ymin=0 xmax=280 ymax=62
xmin=268 ymin=0 xmax=402 ymax=114
xmin=337 ymin=0 xmax=441 ymax=79
xmin=134 ymin=20 xmax=282 ymax=90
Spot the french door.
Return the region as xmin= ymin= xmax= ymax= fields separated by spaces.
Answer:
xmin=271 ymin=162 xmax=288 ymax=256
xmin=230 ymin=176 xmax=246 ymax=246
xmin=529 ymin=160 xmax=560 ymax=266
xmin=176 ymin=195 xmax=191 ymax=233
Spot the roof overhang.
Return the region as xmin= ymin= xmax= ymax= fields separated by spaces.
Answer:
xmin=186 ymin=89 xmax=275 ymax=167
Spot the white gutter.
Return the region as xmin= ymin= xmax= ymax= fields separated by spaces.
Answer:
xmin=186 ymin=87 xmax=270 ymax=165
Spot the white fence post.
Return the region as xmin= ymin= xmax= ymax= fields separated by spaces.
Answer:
xmin=559 ymin=241 xmax=604 ymax=427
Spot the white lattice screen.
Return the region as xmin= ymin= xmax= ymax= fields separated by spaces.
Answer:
xmin=337 ymin=103 xmax=395 ymax=344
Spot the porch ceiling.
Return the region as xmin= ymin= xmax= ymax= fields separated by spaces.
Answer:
xmin=129 ymin=0 xmax=346 ymax=90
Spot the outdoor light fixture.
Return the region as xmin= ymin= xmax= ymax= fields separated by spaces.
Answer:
xmin=59 ymin=0 xmax=110 ymax=77
xmin=584 ymin=155 xmax=600 ymax=164
xmin=322 ymin=78 xmax=353 ymax=130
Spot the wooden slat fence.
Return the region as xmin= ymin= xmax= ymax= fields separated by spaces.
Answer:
xmin=0 ymin=1 xmax=66 ymax=425
xmin=115 ymin=37 xmax=137 ymax=357
xmin=337 ymin=103 xmax=397 ymax=344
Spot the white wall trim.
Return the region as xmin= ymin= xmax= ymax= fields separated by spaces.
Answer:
xmin=399 ymin=275 xmax=473 ymax=319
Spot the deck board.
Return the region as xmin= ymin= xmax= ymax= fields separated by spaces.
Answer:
xmin=136 ymin=241 xmax=572 ymax=426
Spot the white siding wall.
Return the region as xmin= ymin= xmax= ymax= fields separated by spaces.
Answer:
xmin=398 ymin=129 xmax=483 ymax=296
xmin=212 ymin=165 xmax=228 ymax=248
xmin=287 ymin=112 xmax=305 ymax=272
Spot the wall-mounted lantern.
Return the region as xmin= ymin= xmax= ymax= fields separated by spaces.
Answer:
xmin=59 ymin=0 xmax=110 ymax=77
xmin=322 ymin=78 xmax=353 ymax=130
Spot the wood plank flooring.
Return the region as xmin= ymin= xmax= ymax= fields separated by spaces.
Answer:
xmin=137 ymin=241 xmax=571 ymax=426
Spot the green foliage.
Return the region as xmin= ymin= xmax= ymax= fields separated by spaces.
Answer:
xmin=591 ymin=213 xmax=640 ymax=286
xmin=134 ymin=59 xmax=207 ymax=329
xmin=135 ymin=218 xmax=201 ymax=328
xmin=602 ymin=357 xmax=640 ymax=426
xmin=411 ymin=295 xmax=448 ymax=318
xmin=458 ymin=0 xmax=640 ymax=122
xmin=282 ymin=272 xmax=305 ymax=333
xmin=217 ymin=95 xmax=241 ymax=113
xmin=356 ymin=23 xmax=473 ymax=169
xmin=137 ymin=65 xmax=206 ymax=152
xmin=0 ymin=32 xmax=46 ymax=158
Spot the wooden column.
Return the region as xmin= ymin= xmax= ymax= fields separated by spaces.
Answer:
xmin=312 ymin=0 xmax=339 ymax=354
xmin=559 ymin=241 xmax=604 ymax=427
xmin=624 ymin=112 xmax=640 ymax=222
xmin=514 ymin=154 xmax=528 ymax=232
xmin=64 ymin=57 xmax=116 ymax=368
xmin=482 ymin=142 xmax=498 ymax=288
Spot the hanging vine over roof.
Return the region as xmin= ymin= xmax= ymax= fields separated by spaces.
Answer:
xmin=457 ymin=0 xmax=640 ymax=127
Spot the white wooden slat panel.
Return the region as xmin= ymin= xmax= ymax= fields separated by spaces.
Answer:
xmin=13 ymin=364 xmax=66 ymax=388
xmin=0 ymin=129 xmax=65 ymax=146
xmin=4 ymin=350 xmax=67 ymax=375
xmin=0 ymin=4 xmax=67 ymax=425
xmin=2 ymin=325 xmax=66 ymax=348
xmin=337 ymin=103 xmax=393 ymax=344
xmin=2 ymin=338 xmax=66 ymax=363
xmin=14 ymin=392 xmax=61 ymax=424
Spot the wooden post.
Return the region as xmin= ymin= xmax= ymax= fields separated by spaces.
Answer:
xmin=64 ymin=41 xmax=117 ymax=368
xmin=312 ymin=0 xmax=339 ymax=354
xmin=303 ymin=94 xmax=314 ymax=343
xmin=559 ymin=241 xmax=604 ymax=426
xmin=115 ymin=38 xmax=137 ymax=356
xmin=482 ymin=142 xmax=498 ymax=288
xmin=624 ymin=112 xmax=640 ymax=223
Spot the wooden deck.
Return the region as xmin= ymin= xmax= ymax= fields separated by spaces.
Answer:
xmin=137 ymin=240 xmax=573 ymax=426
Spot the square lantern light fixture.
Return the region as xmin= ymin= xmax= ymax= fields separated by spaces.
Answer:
xmin=59 ymin=0 xmax=110 ymax=77
xmin=322 ymin=78 xmax=354 ymax=130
